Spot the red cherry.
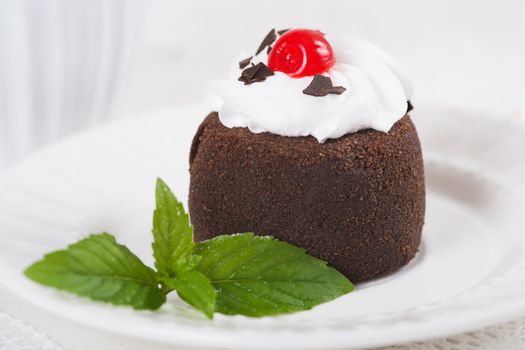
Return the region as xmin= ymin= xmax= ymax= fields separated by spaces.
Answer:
xmin=268 ymin=29 xmax=335 ymax=78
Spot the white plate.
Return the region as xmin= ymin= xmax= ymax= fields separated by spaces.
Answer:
xmin=1 ymin=104 xmax=525 ymax=350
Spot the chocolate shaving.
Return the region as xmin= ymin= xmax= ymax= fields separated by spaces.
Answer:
xmin=238 ymin=62 xmax=275 ymax=85
xmin=407 ymin=101 xmax=414 ymax=113
xmin=255 ymin=29 xmax=276 ymax=55
xmin=327 ymin=86 xmax=346 ymax=94
xmin=239 ymin=56 xmax=253 ymax=69
xmin=277 ymin=28 xmax=290 ymax=35
xmin=266 ymin=45 xmax=272 ymax=54
xmin=303 ymin=75 xmax=346 ymax=97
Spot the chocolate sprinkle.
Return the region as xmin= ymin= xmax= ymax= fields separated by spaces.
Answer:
xmin=238 ymin=62 xmax=275 ymax=85
xmin=303 ymin=74 xmax=347 ymax=97
xmin=255 ymin=29 xmax=276 ymax=55
xmin=407 ymin=101 xmax=414 ymax=113
xmin=277 ymin=28 xmax=290 ymax=35
xmin=239 ymin=56 xmax=253 ymax=69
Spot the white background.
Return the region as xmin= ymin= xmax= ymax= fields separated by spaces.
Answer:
xmin=112 ymin=0 xmax=525 ymax=121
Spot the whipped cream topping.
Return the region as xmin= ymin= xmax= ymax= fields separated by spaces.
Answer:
xmin=205 ymin=37 xmax=413 ymax=143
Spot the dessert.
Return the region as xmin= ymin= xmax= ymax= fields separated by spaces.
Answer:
xmin=189 ymin=29 xmax=425 ymax=282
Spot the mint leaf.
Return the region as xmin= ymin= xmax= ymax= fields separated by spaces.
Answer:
xmin=25 ymin=179 xmax=355 ymax=319
xmin=152 ymin=178 xmax=194 ymax=276
xmin=25 ymin=233 xmax=166 ymax=310
xmin=173 ymin=254 xmax=203 ymax=275
xmin=195 ymin=233 xmax=353 ymax=317
xmin=162 ymin=271 xmax=216 ymax=319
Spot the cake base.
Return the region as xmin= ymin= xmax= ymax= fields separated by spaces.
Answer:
xmin=188 ymin=112 xmax=425 ymax=283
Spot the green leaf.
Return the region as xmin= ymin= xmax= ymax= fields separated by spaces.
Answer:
xmin=152 ymin=178 xmax=194 ymax=276
xmin=24 ymin=233 xmax=166 ymax=310
xmin=195 ymin=233 xmax=353 ymax=317
xmin=172 ymin=254 xmax=203 ymax=275
xmin=162 ymin=271 xmax=216 ymax=319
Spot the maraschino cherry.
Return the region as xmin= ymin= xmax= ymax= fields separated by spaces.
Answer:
xmin=268 ymin=29 xmax=335 ymax=78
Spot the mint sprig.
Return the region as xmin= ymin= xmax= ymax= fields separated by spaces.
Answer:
xmin=25 ymin=233 xmax=166 ymax=310
xmin=25 ymin=178 xmax=353 ymax=318
xmin=152 ymin=178 xmax=194 ymax=277
xmin=195 ymin=233 xmax=353 ymax=316
xmin=161 ymin=271 xmax=216 ymax=319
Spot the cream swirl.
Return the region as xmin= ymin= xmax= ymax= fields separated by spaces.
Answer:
xmin=205 ymin=37 xmax=413 ymax=143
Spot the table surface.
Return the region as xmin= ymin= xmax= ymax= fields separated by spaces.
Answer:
xmin=2 ymin=0 xmax=525 ymax=349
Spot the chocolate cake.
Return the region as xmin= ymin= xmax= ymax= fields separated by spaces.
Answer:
xmin=189 ymin=112 xmax=424 ymax=282
xmin=188 ymin=29 xmax=425 ymax=282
